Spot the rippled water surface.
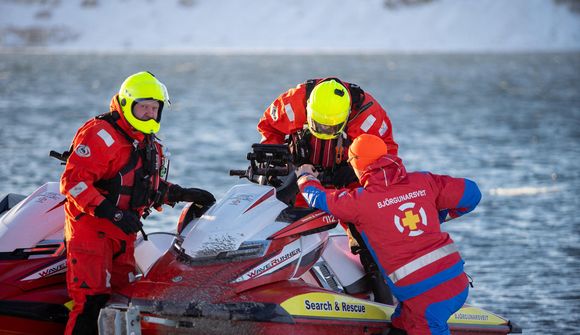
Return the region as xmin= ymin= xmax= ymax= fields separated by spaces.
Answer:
xmin=1 ymin=52 xmax=579 ymax=333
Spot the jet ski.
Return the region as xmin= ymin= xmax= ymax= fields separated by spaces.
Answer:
xmin=0 ymin=144 xmax=521 ymax=335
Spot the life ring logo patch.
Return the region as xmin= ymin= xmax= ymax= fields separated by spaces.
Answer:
xmin=75 ymin=144 xmax=91 ymax=158
xmin=270 ymin=104 xmax=278 ymax=121
xmin=394 ymin=202 xmax=427 ymax=237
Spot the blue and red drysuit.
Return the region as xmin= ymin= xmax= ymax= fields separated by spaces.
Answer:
xmin=297 ymin=155 xmax=481 ymax=335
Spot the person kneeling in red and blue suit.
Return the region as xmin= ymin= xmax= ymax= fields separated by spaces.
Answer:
xmin=296 ymin=133 xmax=481 ymax=335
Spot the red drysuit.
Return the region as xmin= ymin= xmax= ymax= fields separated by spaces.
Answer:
xmin=60 ymin=95 xmax=170 ymax=335
xmin=257 ymin=78 xmax=399 ymax=167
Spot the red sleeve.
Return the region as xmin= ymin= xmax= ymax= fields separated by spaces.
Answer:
xmin=430 ymin=173 xmax=465 ymax=209
xmin=59 ymin=122 xmax=119 ymax=216
xmin=257 ymin=84 xmax=309 ymax=144
xmin=346 ymin=92 xmax=398 ymax=156
xmin=428 ymin=173 xmax=481 ymax=222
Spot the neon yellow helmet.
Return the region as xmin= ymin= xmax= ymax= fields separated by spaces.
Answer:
xmin=306 ymin=80 xmax=351 ymax=140
xmin=118 ymin=71 xmax=170 ymax=134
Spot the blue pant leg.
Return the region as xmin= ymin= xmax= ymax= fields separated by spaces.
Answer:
xmin=424 ymin=286 xmax=469 ymax=335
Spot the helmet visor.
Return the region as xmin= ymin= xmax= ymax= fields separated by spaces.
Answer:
xmin=159 ymin=82 xmax=171 ymax=107
xmin=133 ymin=81 xmax=171 ymax=106
xmin=308 ymin=118 xmax=346 ymax=139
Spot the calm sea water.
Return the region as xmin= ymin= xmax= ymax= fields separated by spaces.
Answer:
xmin=0 ymin=52 xmax=579 ymax=333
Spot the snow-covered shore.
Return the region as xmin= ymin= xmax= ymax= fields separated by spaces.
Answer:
xmin=0 ymin=0 xmax=579 ymax=52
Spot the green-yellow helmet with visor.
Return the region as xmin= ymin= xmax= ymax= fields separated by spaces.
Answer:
xmin=118 ymin=71 xmax=170 ymax=134
xmin=306 ymin=80 xmax=351 ymax=140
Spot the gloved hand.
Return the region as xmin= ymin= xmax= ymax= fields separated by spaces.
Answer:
xmin=295 ymin=164 xmax=319 ymax=179
xmin=94 ymin=200 xmax=142 ymax=235
xmin=168 ymin=184 xmax=216 ymax=206
xmin=330 ymin=164 xmax=358 ymax=188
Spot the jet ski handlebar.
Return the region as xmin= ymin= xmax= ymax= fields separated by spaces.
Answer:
xmin=229 ymin=144 xmax=295 ymax=186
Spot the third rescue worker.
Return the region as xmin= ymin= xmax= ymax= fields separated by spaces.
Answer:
xmin=257 ymin=78 xmax=399 ymax=191
xmin=258 ymin=78 xmax=399 ymax=303
xmin=296 ymin=134 xmax=482 ymax=335
xmin=60 ymin=72 xmax=215 ymax=334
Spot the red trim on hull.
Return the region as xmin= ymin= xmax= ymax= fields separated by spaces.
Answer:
xmin=46 ymin=199 xmax=66 ymax=213
xmin=244 ymin=188 xmax=276 ymax=213
xmin=269 ymin=210 xmax=338 ymax=239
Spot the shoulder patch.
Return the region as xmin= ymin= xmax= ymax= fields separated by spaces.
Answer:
xmin=285 ymin=103 xmax=295 ymax=122
xmin=360 ymin=115 xmax=376 ymax=133
xmin=379 ymin=120 xmax=388 ymax=136
xmin=75 ymin=144 xmax=91 ymax=158
xmin=69 ymin=182 xmax=88 ymax=198
xmin=97 ymin=129 xmax=115 ymax=147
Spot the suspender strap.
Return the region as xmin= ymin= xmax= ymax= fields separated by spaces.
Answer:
xmin=96 ymin=112 xmax=136 ymax=145
xmin=93 ymin=112 xmax=154 ymax=208
xmin=304 ymin=79 xmax=318 ymax=102
xmin=347 ymin=83 xmax=364 ymax=110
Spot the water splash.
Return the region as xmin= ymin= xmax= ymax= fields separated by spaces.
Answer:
xmin=488 ymin=186 xmax=560 ymax=196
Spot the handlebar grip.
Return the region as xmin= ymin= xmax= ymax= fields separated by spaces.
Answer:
xmin=254 ymin=166 xmax=290 ymax=176
xmin=229 ymin=169 xmax=247 ymax=176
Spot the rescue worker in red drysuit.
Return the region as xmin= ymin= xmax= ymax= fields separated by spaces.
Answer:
xmin=257 ymin=77 xmax=398 ymax=201
xmin=60 ymin=72 xmax=215 ymax=335
xmin=296 ymin=134 xmax=482 ymax=335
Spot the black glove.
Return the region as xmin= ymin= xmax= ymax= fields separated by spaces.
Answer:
xmin=318 ymin=165 xmax=357 ymax=188
xmin=94 ymin=200 xmax=142 ymax=235
xmin=329 ymin=164 xmax=358 ymax=188
xmin=167 ymin=184 xmax=216 ymax=206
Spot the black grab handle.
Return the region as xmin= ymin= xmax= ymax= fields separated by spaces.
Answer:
xmin=229 ymin=169 xmax=247 ymax=176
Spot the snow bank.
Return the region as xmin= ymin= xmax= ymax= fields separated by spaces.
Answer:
xmin=0 ymin=0 xmax=579 ymax=52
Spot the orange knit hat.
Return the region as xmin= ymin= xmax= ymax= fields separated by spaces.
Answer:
xmin=348 ymin=134 xmax=388 ymax=171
